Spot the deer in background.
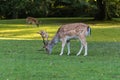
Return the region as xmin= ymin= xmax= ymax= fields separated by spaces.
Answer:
xmin=40 ymin=23 xmax=91 ymax=56
xmin=26 ymin=17 xmax=40 ymax=27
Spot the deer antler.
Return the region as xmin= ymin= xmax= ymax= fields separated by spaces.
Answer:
xmin=37 ymin=30 xmax=49 ymax=46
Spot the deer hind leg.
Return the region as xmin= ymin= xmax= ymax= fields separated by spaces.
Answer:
xmin=59 ymin=38 xmax=67 ymax=56
xmin=77 ymin=36 xmax=87 ymax=56
xmin=84 ymin=42 xmax=87 ymax=56
xmin=82 ymin=38 xmax=87 ymax=56
xmin=76 ymin=43 xmax=83 ymax=56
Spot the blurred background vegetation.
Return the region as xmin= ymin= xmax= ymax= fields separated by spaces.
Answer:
xmin=0 ymin=0 xmax=120 ymax=20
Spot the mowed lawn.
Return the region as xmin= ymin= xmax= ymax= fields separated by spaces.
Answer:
xmin=0 ymin=18 xmax=120 ymax=80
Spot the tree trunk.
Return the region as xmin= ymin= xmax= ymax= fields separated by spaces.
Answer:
xmin=94 ymin=0 xmax=112 ymax=20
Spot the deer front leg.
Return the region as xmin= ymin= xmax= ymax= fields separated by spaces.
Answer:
xmin=77 ymin=36 xmax=87 ymax=56
xmin=67 ymin=40 xmax=70 ymax=55
xmin=60 ymin=39 xmax=66 ymax=56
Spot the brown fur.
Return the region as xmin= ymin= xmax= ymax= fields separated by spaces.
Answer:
xmin=57 ymin=23 xmax=89 ymax=38
xmin=26 ymin=17 xmax=39 ymax=27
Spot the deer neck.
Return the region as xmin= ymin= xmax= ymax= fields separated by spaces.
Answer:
xmin=49 ymin=33 xmax=59 ymax=48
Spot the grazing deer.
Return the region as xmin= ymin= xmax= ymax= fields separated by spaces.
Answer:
xmin=40 ymin=23 xmax=91 ymax=56
xmin=26 ymin=17 xmax=40 ymax=27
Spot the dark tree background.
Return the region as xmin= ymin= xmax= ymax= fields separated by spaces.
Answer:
xmin=95 ymin=0 xmax=112 ymax=20
xmin=0 ymin=0 xmax=120 ymax=20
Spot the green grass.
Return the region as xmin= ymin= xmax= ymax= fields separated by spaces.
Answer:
xmin=0 ymin=18 xmax=120 ymax=80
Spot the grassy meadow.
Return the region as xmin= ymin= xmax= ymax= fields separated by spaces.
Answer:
xmin=0 ymin=18 xmax=120 ymax=80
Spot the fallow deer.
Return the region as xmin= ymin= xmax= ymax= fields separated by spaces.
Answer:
xmin=26 ymin=17 xmax=40 ymax=27
xmin=40 ymin=23 xmax=91 ymax=56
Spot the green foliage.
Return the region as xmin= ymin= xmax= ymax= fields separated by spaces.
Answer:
xmin=95 ymin=0 xmax=120 ymax=20
xmin=0 ymin=0 xmax=119 ymax=19
xmin=0 ymin=0 xmax=53 ymax=19
xmin=52 ymin=0 xmax=97 ymax=17
xmin=109 ymin=0 xmax=120 ymax=17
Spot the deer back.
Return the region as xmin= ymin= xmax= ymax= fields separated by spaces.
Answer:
xmin=57 ymin=23 xmax=89 ymax=39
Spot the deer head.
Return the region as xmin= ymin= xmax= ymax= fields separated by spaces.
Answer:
xmin=36 ymin=21 xmax=42 ymax=27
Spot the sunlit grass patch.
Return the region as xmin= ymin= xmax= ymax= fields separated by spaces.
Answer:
xmin=0 ymin=24 xmax=59 ymax=40
xmin=0 ymin=18 xmax=120 ymax=41
xmin=91 ymin=24 xmax=120 ymax=29
xmin=0 ymin=24 xmax=26 ymax=27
